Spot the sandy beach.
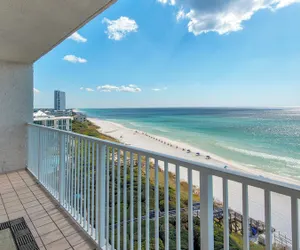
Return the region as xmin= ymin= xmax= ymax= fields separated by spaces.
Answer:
xmin=89 ymin=117 xmax=297 ymax=238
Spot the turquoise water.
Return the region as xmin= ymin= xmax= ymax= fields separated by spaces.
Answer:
xmin=81 ymin=108 xmax=300 ymax=180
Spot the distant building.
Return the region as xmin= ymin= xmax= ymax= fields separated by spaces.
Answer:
xmin=53 ymin=109 xmax=72 ymax=117
xmin=54 ymin=90 xmax=66 ymax=110
xmin=33 ymin=110 xmax=73 ymax=131
xmin=34 ymin=108 xmax=72 ymax=117
xmin=74 ymin=112 xmax=87 ymax=123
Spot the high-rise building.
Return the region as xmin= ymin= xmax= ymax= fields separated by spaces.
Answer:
xmin=54 ymin=90 xmax=66 ymax=110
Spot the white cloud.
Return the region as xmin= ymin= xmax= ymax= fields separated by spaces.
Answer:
xmin=68 ymin=32 xmax=87 ymax=43
xmin=159 ymin=0 xmax=300 ymax=35
xmin=97 ymin=85 xmax=119 ymax=92
xmin=80 ymin=87 xmax=94 ymax=92
xmin=176 ymin=8 xmax=186 ymax=21
xmin=102 ymin=16 xmax=138 ymax=40
xmin=97 ymin=84 xmax=141 ymax=93
xmin=158 ymin=0 xmax=176 ymax=5
xmin=63 ymin=55 xmax=87 ymax=63
xmin=33 ymin=88 xmax=40 ymax=94
xmin=152 ymin=87 xmax=168 ymax=91
xmin=119 ymin=85 xmax=142 ymax=92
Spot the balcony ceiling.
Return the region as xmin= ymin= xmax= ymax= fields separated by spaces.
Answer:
xmin=0 ymin=0 xmax=116 ymax=63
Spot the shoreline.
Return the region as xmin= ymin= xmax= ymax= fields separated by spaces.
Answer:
xmin=88 ymin=117 xmax=299 ymax=186
xmin=88 ymin=117 xmax=297 ymax=238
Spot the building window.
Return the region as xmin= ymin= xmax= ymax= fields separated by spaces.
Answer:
xmin=47 ymin=120 xmax=54 ymax=127
xmin=34 ymin=121 xmax=43 ymax=125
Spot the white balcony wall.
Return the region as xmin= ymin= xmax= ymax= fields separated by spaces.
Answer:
xmin=0 ymin=61 xmax=33 ymax=173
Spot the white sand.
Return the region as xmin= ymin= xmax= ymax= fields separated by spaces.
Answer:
xmin=89 ymin=117 xmax=298 ymax=238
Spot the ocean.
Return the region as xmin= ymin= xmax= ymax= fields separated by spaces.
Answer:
xmin=80 ymin=108 xmax=300 ymax=180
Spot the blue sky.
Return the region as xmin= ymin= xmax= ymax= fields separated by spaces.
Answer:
xmin=34 ymin=0 xmax=300 ymax=108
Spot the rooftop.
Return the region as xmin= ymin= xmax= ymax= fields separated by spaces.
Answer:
xmin=0 ymin=170 xmax=97 ymax=250
xmin=33 ymin=116 xmax=73 ymax=121
xmin=33 ymin=110 xmax=73 ymax=121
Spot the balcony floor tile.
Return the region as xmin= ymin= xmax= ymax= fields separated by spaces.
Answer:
xmin=0 ymin=170 xmax=97 ymax=250
xmin=45 ymin=238 xmax=71 ymax=250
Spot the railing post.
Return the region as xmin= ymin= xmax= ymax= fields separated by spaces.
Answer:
xmin=26 ymin=125 xmax=30 ymax=170
xmin=97 ymin=144 xmax=106 ymax=247
xmin=291 ymin=197 xmax=299 ymax=250
xmin=223 ymin=178 xmax=229 ymax=250
xmin=265 ymin=190 xmax=272 ymax=250
xmin=242 ymin=184 xmax=249 ymax=250
xmin=188 ymin=168 xmax=194 ymax=250
xmin=37 ymin=128 xmax=41 ymax=181
xmin=200 ymin=171 xmax=214 ymax=250
xmin=59 ymin=133 xmax=66 ymax=204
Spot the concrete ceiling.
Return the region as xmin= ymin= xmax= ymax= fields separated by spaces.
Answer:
xmin=0 ymin=0 xmax=116 ymax=63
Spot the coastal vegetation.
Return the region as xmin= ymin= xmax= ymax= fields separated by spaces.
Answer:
xmin=72 ymin=120 xmax=119 ymax=143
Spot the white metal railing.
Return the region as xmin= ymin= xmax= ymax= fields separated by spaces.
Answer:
xmin=27 ymin=123 xmax=300 ymax=250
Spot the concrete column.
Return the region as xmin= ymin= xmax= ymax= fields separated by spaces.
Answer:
xmin=54 ymin=120 xmax=58 ymax=129
xmin=66 ymin=119 xmax=70 ymax=131
xmin=0 ymin=61 xmax=33 ymax=173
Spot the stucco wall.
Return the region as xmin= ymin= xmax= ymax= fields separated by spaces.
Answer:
xmin=0 ymin=61 xmax=33 ymax=173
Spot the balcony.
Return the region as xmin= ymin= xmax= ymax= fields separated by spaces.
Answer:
xmin=25 ymin=123 xmax=300 ymax=250
xmin=0 ymin=1 xmax=298 ymax=249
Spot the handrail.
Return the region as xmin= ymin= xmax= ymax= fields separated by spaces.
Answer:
xmin=27 ymin=123 xmax=300 ymax=197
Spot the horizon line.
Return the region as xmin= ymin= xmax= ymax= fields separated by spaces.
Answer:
xmin=71 ymin=106 xmax=300 ymax=110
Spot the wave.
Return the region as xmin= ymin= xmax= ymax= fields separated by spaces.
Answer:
xmin=129 ymin=122 xmax=142 ymax=127
xmin=217 ymin=143 xmax=300 ymax=165
xmin=154 ymin=127 xmax=170 ymax=133
xmin=127 ymin=122 xmax=169 ymax=133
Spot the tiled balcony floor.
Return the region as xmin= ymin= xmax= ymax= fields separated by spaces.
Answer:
xmin=0 ymin=170 xmax=97 ymax=250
